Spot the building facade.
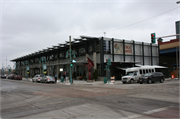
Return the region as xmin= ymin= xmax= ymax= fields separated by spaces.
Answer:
xmin=159 ymin=38 xmax=179 ymax=78
xmin=11 ymin=36 xmax=159 ymax=80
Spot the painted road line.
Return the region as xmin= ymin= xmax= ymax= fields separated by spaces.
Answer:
xmin=121 ymin=106 xmax=173 ymax=119
xmin=143 ymin=107 xmax=169 ymax=114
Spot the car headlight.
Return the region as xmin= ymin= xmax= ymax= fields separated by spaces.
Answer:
xmin=145 ymin=77 xmax=148 ymax=79
xmin=128 ymin=77 xmax=131 ymax=79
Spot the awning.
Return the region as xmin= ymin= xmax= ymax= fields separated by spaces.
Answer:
xmin=115 ymin=67 xmax=128 ymax=70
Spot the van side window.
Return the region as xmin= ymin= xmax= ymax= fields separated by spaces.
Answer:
xmin=152 ymin=69 xmax=154 ymax=72
xmin=140 ymin=70 xmax=142 ymax=74
xmin=146 ymin=69 xmax=148 ymax=73
xmin=143 ymin=69 xmax=146 ymax=74
xmin=149 ymin=69 xmax=151 ymax=73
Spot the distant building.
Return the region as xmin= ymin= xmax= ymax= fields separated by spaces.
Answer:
xmin=11 ymin=36 xmax=159 ymax=80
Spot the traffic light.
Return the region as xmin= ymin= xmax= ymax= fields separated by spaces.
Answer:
xmin=151 ymin=33 xmax=156 ymax=44
xmin=70 ymin=60 xmax=73 ymax=66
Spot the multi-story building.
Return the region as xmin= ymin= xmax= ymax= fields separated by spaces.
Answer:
xmin=11 ymin=36 xmax=159 ymax=80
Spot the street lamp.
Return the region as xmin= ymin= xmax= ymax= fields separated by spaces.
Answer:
xmin=23 ymin=60 xmax=29 ymax=79
xmin=39 ymin=56 xmax=47 ymax=74
xmin=66 ymin=36 xmax=76 ymax=84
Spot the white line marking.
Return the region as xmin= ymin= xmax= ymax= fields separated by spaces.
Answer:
xmin=121 ymin=106 xmax=173 ymax=119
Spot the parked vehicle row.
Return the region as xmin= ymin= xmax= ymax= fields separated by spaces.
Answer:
xmin=1 ymin=74 xmax=55 ymax=84
xmin=32 ymin=74 xmax=55 ymax=83
xmin=0 ymin=74 xmax=22 ymax=80
xmin=121 ymin=66 xmax=165 ymax=84
xmin=7 ymin=74 xmax=22 ymax=80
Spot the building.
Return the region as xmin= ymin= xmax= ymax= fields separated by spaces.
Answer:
xmin=11 ymin=36 xmax=159 ymax=80
xmin=159 ymin=38 xmax=179 ymax=78
xmin=176 ymin=21 xmax=180 ymax=39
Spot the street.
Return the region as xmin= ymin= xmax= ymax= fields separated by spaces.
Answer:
xmin=1 ymin=79 xmax=179 ymax=119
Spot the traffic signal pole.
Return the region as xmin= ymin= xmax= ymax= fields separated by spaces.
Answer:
xmin=69 ymin=36 xmax=72 ymax=84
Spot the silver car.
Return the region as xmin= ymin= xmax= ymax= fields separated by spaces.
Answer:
xmin=41 ymin=76 xmax=55 ymax=83
xmin=32 ymin=74 xmax=45 ymax=82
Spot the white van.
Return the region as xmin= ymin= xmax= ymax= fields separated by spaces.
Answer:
xmin=121 ymin=66 xmax=165 ymax=84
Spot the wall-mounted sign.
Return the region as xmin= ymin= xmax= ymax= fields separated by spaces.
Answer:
xmin=114 ymin=43 xmax=132 ymax=55
xmin=114 ymin=43 xmax=123 ymax=54
xmin=125 ymin=44 xmax=132 ymax=55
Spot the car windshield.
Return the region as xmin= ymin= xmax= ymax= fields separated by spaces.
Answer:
xmin=144 ymin=73 xmax=153 ymax=76
xmin=126 ymin=72 xmax=134 ymax=76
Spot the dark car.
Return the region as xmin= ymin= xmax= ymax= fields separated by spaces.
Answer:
xmin=139 ymin=72 xmax=164 ymax=84
xmin=14 ymin=75 xmax=22 ymax=80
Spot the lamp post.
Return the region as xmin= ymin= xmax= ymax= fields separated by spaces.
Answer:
xmin=66 ymin=36 xmax=76 ymax=84
xmin=106 ymin=58 xmax=111 ymax=84
xmin=39 ymin=56 xmax=47 ymax=74
xmin=23 ymin=60 xmax=29 ymax=79
xmin=8 ymin=65 xmax=11 ymax=74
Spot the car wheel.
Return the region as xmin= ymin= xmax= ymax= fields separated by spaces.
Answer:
xmin=123 ymin=82 xmax=126 ymax=84
xmin=160 ymin=78 xmax=164 ymax=83
xmin=129 ymin=79 xmax=134 ymax=84
xmin=140 ymin=81 xmax=143 ymax=84
xmin=148 ymin=79 xmax=152 ymax=84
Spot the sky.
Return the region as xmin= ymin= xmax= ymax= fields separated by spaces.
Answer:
xmin=0 ymin=0 xmax=179 ymax=69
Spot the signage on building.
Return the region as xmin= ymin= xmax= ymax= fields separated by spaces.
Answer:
xmin=114 ymin=43 xmax=132 ymax=55
xmin=125 ymin=44 xmax=132 ymax=55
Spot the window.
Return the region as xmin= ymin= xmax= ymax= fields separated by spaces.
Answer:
xmin=140 ymin=70 xmax=142 ymax=74
xmin=143 ymin=69 xmax=146 ymax=74
xmin=149 ymin=69 xmax=151 ymax=73
xmin=152 ymin=69 xmax=154 ymax=72
xmin=146 ymin=69 xmax=148 ymax=73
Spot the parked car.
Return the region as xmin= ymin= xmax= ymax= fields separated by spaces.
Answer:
xmin=14 ymin=75 xmax=22 ymax=80
xmin=139 ymin=72 xmax=165 ymax=84
xmin=1 ymin=74 xmax=7 ymax=79
xmin=32 ymin=74 xmax=45 ymax=82
xmin=7 ymin=74 xmax=16 ymax=79
xmin=41 ymin=76 xmax=55 ymax=83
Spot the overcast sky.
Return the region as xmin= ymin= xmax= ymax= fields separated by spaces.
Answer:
xmin=0 ymin=0 xmax=179 ymax=69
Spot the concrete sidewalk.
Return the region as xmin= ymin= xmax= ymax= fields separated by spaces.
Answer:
xmin=22 ymin=77 xmax=177 ymax=85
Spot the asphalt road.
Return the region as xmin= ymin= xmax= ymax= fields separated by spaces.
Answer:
xmin=1 ymin=79 xmax=179 ymax=119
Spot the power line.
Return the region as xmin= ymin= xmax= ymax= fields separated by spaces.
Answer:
xmin=82 ymin=6 xmax=179 ymax=36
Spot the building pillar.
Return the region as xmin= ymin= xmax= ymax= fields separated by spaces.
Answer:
xmin=56 ymin=59 xmax=60 ymax=79
xmin=93 ymin=52 xmax=97 ymax=70
xmin=47 ymin=61 xmax=50 ymax=76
